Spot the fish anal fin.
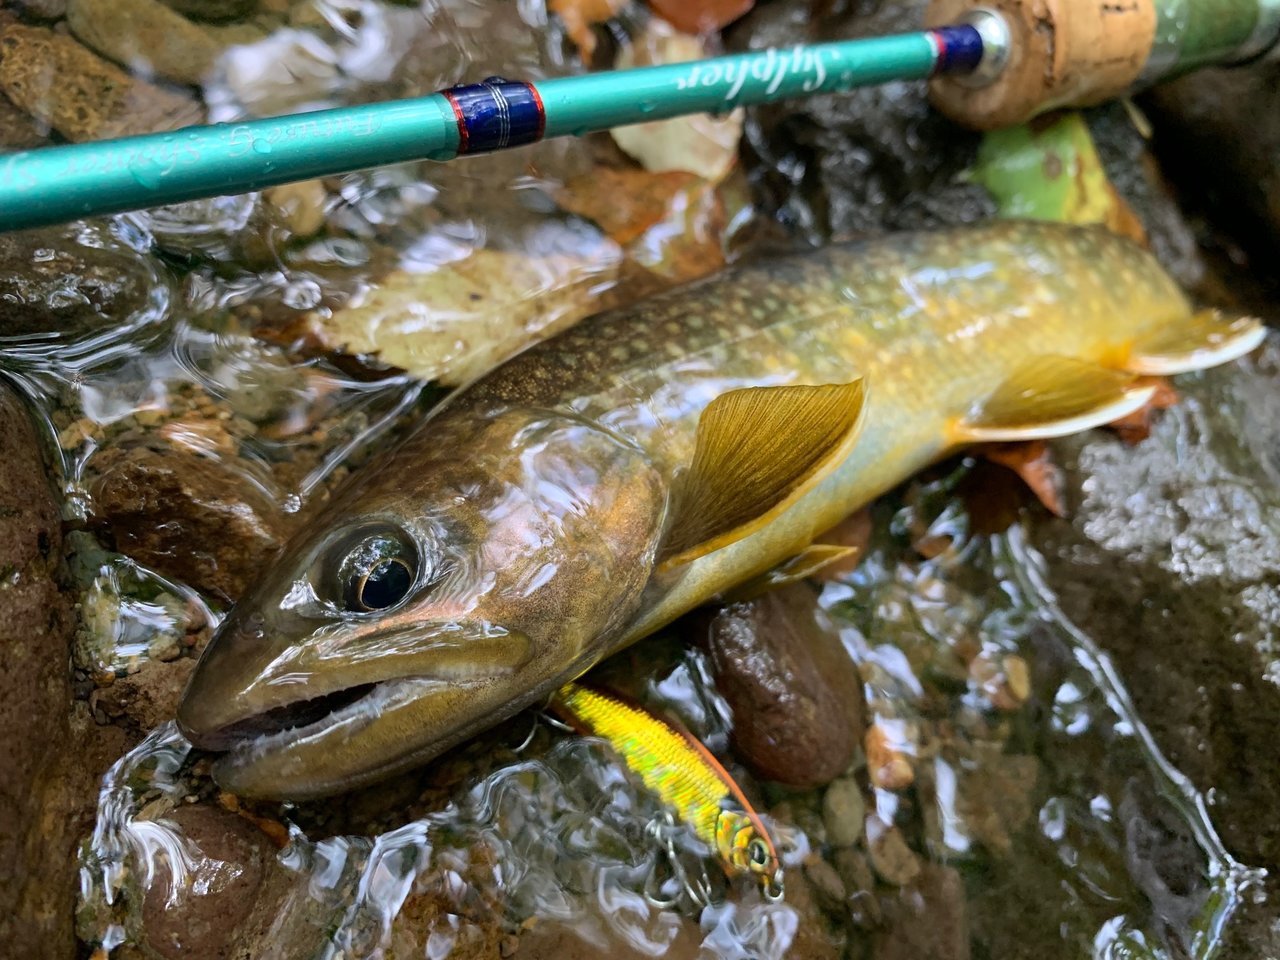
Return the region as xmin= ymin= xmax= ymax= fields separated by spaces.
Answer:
xmin=658 ymin=380 xmax=867 ymax=572
xmin=1126 ymin=309 xmax=1266 ymax=376
xmin=950 ymin=356 xmax=1155 ymax=444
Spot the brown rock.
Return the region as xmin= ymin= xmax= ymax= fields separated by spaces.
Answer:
xmin=867 ymin=824 xmax=920 ymax=887
xmin=0 ymin=383 xmax=80 ymax=958
xmin=158 ymin=0 xmax=258 ymax=22
xmin=0 ymin=21 xmax=202 ymax=142
xmin=0 ymin=90 xmax=48 ymax=150
xmin=67 ymin=0 xmax=223 ymax=86
xmin=139 ymin=804 xmax=278 ymax=960
xmin=873 ymin=863 xmax=970 ymax=960
xmin=518 ymin=920 xmax=702 ymax=960
xmin=0 ymin=222 xmax=164 ymax=339
xmin=1144 ymin=62 xmax=1280 ymax=268
xmin=14 ymin=0 xmax=68 ymax=19
xmin=91 ymin=444 xmax=287 ymax=602
xmin=702 ymin=583 xmax=865 ymax=788
xmin=92 ymin=657 xmax=196 ymax=732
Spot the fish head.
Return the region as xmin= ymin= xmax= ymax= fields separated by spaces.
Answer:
xmin=177 ymin=408 xmax=667 ymax=798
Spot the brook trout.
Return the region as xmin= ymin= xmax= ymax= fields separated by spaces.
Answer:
xmin=178 ymin=220 xmax=1264 ymax=798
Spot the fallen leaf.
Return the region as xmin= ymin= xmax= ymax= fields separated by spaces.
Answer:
xmin=1107 ymin=377 xmax=1179 ymax=445
xmin=977 ymin=439 xmax=1066 ymax=517
xmin=556 ymin=167 xmax=702 ymax=245
xmin=610 ymin=22 xmax=743 ymax=182
xmin=549 ymin=0 xmax=628 ymax=58
xmin=308 ymin=227 xmax=622 ymax=386
xmin=647 ymin=0 xmax=754 ymax=34
xmin=972 ymin=112 xmax=1146 ymax=242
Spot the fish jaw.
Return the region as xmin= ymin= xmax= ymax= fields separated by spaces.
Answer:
xmin=177 ymin=615 xmax=537 ymax=798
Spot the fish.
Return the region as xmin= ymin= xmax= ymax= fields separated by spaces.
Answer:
xmin=176 ymin=220 xmax=1266 ymax=799
xmin=549 ymin=681 xmax=784 ymax=899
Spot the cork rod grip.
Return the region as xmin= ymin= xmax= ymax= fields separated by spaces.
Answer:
xmin=924 ymin=0 xmax=1157 ymax=130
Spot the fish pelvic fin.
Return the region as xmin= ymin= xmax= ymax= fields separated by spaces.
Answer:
xmin=1123 ymin=309 xmax=1267 ymax=375
xmin=950 ymin=356 xmax=1156 ymax=444
xmin=657 ymin=379 xmax=867 ymax=572
xmin=724 ymin=543 xmax=861 ymax=602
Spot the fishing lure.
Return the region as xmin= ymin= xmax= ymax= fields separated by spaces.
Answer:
xmin=549 ymin=681 xmax=784 ymax=902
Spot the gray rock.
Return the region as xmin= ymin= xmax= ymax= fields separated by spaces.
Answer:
xmin=822 ymin=776 xmax=866 ymax=848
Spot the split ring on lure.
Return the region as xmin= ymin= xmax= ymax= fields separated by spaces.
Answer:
xmin=549 ymin=681 xmax=785 ymax=902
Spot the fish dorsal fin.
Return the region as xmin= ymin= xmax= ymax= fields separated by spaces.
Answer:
xmin=1126 ymin=309 xmax=1266 ymax=375
xmin=658 ymin=380 xmax=867 ymax=571
xmin=725 ymin=543 xmax=860 ymax=602
xmin=951 ymin=356 xmax=1155 ymax=443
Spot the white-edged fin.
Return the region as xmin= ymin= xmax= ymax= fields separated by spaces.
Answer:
xmin=1128 ymin=310 xmax=1267 ymax=375
xmin=951 ymin=356 xmax=1157 ymax=444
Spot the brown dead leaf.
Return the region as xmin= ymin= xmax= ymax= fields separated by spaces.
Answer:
xmin=647 ymin=0 xmax=754 ymax=33
xmin=557 ymin=167 xmax=701 ymax=245
xmin=1107 ymin=377 xmax=1179 ymax=444
xmin=611 ymin=22 xmax=742 ymax=182
xmin=978 ymin=439 xmax=1066 ymax=517
xmin=549 ymin=0 xmax=627 ymax=58
xmin=307 ymin=232 xmax=622 ymax=386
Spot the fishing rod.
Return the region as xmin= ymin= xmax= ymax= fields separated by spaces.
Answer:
xmin=0 ymin=0 xmax=1277 ymax=233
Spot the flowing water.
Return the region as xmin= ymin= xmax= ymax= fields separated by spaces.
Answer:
xmin=0 ymin=0 xmax=1275 ymax=956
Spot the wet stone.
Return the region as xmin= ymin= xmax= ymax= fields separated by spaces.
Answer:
xmin=92 ymin=658 xmax=196 ymax=733
xmin=159 ymin=0 xmax=259 ymax=22
xmin=0 ymin=222 xmax=164 ymax=340
xmin=13 ymin=0 xmax=68 ymax=18
xmin=821 ymin=776 xmax=865 ymax=848
xmin=867 ymin=824 xmax=921 ymax=887
xmin=0 ymin=383 xmax=79 ymax=958
xmin=726 ymin=0 xmax=993 ymax=243
xmin=1143 ymin=60 xmax=1280 ymax=271
xmin=138 ymin=804 xmax=278 ymax=960
xmin=702 ymin=583 xmax=865 ymax=788
xmin=873 ymin=863 xmax=970 ymax=960
xmin=67 ymin=0 xmax=223 ymax=86
xmin=0 ymin=20 xmax=203 ymax=141
xmin=90 ymin=444 xmax=288 ymax=602
xmin=0 ymin=90 xmax=48 ymax=150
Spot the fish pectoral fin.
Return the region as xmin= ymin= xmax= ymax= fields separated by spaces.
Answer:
xmin=1125 ymin=309 xmax=1266 ymax=375
xmin=725 ymin=543 xmax=861 ymax=602
xmin=657 ymin=379 xmax=867 ymax=572
xmin=951 ymin=356 xmax=1156 ymax=443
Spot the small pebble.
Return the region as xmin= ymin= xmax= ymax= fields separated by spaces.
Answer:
xmin=867 ymin=825 xmax=921 ymax=887
xmin=865 ymin=722 xmax=915 ymax=791
xmin=803 ymin=858 xmax=847 ymax=912
xmin=822 ymin=777 xmax=866 ymax=847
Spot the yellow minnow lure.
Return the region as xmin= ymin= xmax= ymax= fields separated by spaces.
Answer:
xmin=550 ymin=681 xmax=784 ymax=900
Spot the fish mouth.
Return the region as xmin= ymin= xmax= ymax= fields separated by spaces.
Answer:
xmin=187 ymin=681 xmax=383 ymax=753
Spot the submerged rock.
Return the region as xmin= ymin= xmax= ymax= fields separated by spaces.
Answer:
xmin=726 ymin=0 xmax=992 ymax=243
xmin=0 ymin=222 xmax=166 ymax=341
xmin=91 ymin=444 xmax=288 ymax=602
xmin=1035 ymin=337 xmax=1280 ymax=955
xmin=67 ymin=0 xmax=223 ymax=86
xmin=702 ymin=583 xmax=865 ymax=788
xmin=1144 ymin=60 xmax=1280 ymax=271
xmin=0 ymin=382 xmax=79 ymax=957
xmin=873 ymin=863 xmax=970 ymax=960
xmin=0 ymin=20 xmax=202 ymax=141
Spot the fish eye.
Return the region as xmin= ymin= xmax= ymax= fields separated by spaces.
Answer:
xmin=328 ymin=524 xmax=420 ymax=613
xmin=748 ymin=838 xmax=771 ymax=869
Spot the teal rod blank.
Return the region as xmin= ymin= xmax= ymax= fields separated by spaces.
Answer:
xmin=0 ymin=29 xmax=978 ymax=233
